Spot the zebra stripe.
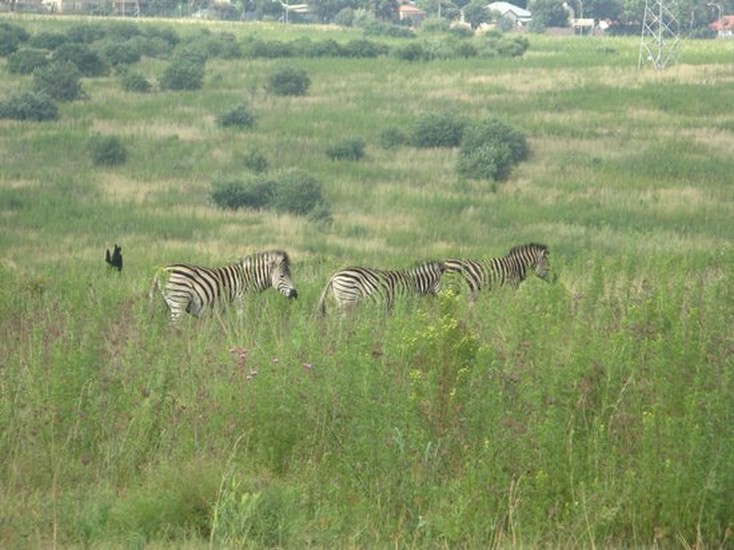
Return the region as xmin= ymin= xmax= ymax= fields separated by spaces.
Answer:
xmin=318 ymin=260 xmax=446 ymax=315
xmin=150 ymin=250 xmax=297 ymax=322
xmin=445 ymin=243 xmax=550 ymax=300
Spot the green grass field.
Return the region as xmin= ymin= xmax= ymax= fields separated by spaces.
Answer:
xmin=1 ymin=15 xmax=732 ymax=548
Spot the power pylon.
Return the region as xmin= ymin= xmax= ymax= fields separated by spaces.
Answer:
xmin=638 ymin=0 xmax=681 ymax=70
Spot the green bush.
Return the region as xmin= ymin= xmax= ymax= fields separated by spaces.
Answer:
xmin=65 ymin=23 xmax=107 ymax=44
xmin=52 ymin=43 xmax=108 ymax=77
xmin=393 ymin=42 xmax=430 ymax=62
xmin=239 ymin=150 xmax=269 ymax=173
xmin=32 ymin=61 xmax=85 ymax=102
xmin=100 ymin=40 xmax=142 ymax=66
xmin=341 ymin=38 xmax=389 ymax=58
xmin=266 ymin=67 xmax=310 ymax=96
xmin=325 ymin=137 xmax=366 ymax=161
xmin=0 ymin=22 xmax=30 ymax=56
xmin=216 ymin=104 xmax=257 ymax=129
xmin=272 ymin=169 xmax=327 ymax=216
xmin=28 ymin=31 xmax=68 ymax=50
xmin=121 ymin=71 xmax=152 ymax=93
xmin=160 ymin=56 xmax=206 ymax=91
xmin=457 ymin=117 xmax=529 ymax=181
xmin=6 ymin=48 xmax=49 ymax=75
xmin=378 ymin=127 xmax=408 ymax=150
xmin=0 ymin=91 xmax=58 ymax=122
xmin=210 ymin=175 xmax=276 ymax=210
xmin=410 ymin=111 xmax=468 ymax=148
xmin=88 ymin=134 xmax=128 ymax=167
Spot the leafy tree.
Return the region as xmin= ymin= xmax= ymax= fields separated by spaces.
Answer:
xmin=411 ymin=111 xmax=468 ymax=148
xmin=530 ymin=0 xmax=570 ymax=28
xmin=33 ymin=61 xmax=85 ymax=102
xmin=88 ymin=135 xmax=128 ymax=166
xmin=6 ymin=48 xmax=49 ymax=75
xmin=0 ymin=21 xmax=30 ymax=56
xmin=266 ymin=67 xmax=310 ymax=96
xmin=160 ymin=56 xmax=206 ymax=90
xmin=273 ymin=169 xmax=327 ymax=216
xmin=121 ymin=71 xmax=152 ymax=93
xmin=463 ymin=0 xmax=491 ymax=28
xmin=0 ymin=91 xmax=58 ymax=122
xmin=52 ymin=43 xmax=108 ymax=77
xmin=216 ymin=104 xmax=257 ymax=129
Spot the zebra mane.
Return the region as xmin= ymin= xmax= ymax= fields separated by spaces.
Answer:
xmin=507 ymin=243 xmax=548 ymax=257
xmin=242 ymin=249 xmax=291 ymax=265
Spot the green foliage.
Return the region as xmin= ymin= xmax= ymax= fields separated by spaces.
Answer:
xmin=478 ymin=31 xmax=530 ymax=57
xmin=6 ymin=48 xmax=49 ymax=75
xmin=32 ymin=61 xmax=85 ymax=101
xmin=239 ymin=150 xmax=269 ymax=173
xmin=210 ymin=175 xmax=276 ymax=210
xmin=378 ymin=126 xmax=408 ymax=149
xmin=457 ymin=117 xmax=529 ymax=181
xmin=88 ymin=134 xmax=128 ymax=167
xmin=52 ymin=42 xmax=108 ymax=76
xmin=272 ymin=169 xmax=328 ymax=216
xmin=341 ymin=38 xmax=390 ymax=58
xmin=216 ymin=103 xmax=257 ymax=129
xmin=393 ymin=42 xmax=430 ymax=62
xmin=121 ymin=70 xmax=152 ymax=93
xmin=325 ymin=137 xmax=366 ymax=161
xmin=100 ymin=40 xmax=142 ymax=66
xmin=266 ymin=66 xmax=310 ymax=96
xmin=160 ymin=55 xmax=206 ymax=91
xmin=410 ymin=111 xmax=468 ymax=148
xmin=28 ymin=31 xmax=68 ymax=50
xmin=0 ymin=91 xmax=58 ymax=122
xmin=0 ymin=21 xmax=30 ymax=56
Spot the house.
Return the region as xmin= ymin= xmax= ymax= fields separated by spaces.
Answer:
xmin=709 ymin=15 xmax=734 ymax=37
xmin=487 ymin=1 xmax=531 ymax=28
xmin=398 ymin=2 xmax=426 ymax=26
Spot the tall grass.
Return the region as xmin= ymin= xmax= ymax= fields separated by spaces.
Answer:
xmin=1 ymin=15 xmax=732 ymax=547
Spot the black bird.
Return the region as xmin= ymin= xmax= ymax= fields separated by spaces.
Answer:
xmin=105 ymin=244 xmax=123 ymax=272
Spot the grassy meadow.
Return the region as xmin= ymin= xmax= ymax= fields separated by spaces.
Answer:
xmin=0 ymin=14 xmax=733 ymax=548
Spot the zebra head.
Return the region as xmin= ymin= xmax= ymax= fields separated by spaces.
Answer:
xmin=268 ymin=250 xmax=298 ymax=299
xmin=508 ymin=243 xmax=551 ymax=281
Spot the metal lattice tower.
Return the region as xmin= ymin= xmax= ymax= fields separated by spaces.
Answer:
xmin=638 ymin=0 xmax=681 ymax=70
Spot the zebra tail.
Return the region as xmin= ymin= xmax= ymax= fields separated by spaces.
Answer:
xmin=148 ymin=269 xmax=163 ymax=304
xmin=317 ymin=278 xmax=333 ymax=317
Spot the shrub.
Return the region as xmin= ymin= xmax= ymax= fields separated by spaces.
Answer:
xmin=325 ymin=137 xmax=366 ymax=161
xmin=121 ymin=71 xmax=152 ymax=93
xmin=160 ymin=56 xmax=206 ymax=91
xmin=239 ymin=150 xmax=269 ymax=173
xmin=379 ymin=127 xmax=408 ymax=150
xmin=394 ymin=42 xmax=430 ymax=62
xmin=210 ymin=175 xmax=276 ymax=210
xmin=0 ymin=91 xmax=58 ymax=122
xmin=334 ymin=7 xmax=355 ymax=26
xmin=32 ymin=61 xmax=85 ymax=102
xmin=52 ymin=43 xmax=108 ymax=77
xmin=6 ymin=48 xmax=49 ymax=75
xmin=0 ymin=22 xmax=30 ymax=56
xmin=341 ymin=38 xmax=389 ymax=58
xmin=216 ymin=104 xmax=256 ymax=129
xmin=457 ymin=117 xmax=529 ymax=181
xmin=266 ymin=67 xmax=310 ymax=96
xmin=28 ymin=31 xmax=68 ymax=50
xmin=100 ymin=40 xmax=142 ymax=66
xmin=272 ymin=169 xmax=326 ymax=216
xmin=88 ymin=134 xmax=128 ymax=167
xmin=65 ymin=24 xmax=107 ymax=44
xmin=410 ymin=111 xmax=468 ymax=148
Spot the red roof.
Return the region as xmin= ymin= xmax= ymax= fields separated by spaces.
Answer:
xmin=709 ymin=15 xmax=734 ymax=30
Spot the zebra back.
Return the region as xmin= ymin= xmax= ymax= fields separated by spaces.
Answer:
xmin=318 ymin=260 xmax=445 ymax=315
xmin=445 ymin=243 xmax=550 ymax=299
xmin=152 ymin=249 xmax=297 ymax=322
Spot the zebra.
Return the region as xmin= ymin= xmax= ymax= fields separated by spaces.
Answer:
xmin=445 ymin=243 xmax=550 ymax=301
xmin=149 ymin=249 xmax=298 ymax=322
xmin=317 ymin=260 xmax=446 ymax=315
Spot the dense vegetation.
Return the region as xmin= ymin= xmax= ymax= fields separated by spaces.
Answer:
xmin=0 ymin=15 xmax=732 ymax=549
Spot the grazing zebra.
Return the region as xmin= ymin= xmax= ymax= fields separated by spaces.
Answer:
xmin=317 ymin=260 xmax=446 ymax=315
xmin=150 ymin=250 xmax=298 ymax=322
xmin=445 ymin=243 xmax=550 ymax=300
